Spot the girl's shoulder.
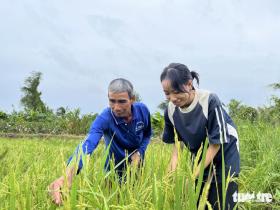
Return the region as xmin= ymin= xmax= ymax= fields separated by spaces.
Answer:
xmin=196 ymin=89 xmax=221 ymax=105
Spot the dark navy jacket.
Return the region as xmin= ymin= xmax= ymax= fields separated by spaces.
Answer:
xmin=163 ymin=89 xmax=240 ymax=182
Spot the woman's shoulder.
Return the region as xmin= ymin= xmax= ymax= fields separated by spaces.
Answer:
xmin=196 ymin=88 xmax=211 ymax=97
xmin=195 ymin=89 xmax=225 ymax=115
xmin=167 ymin=101 xmax=176 ymax=112
xmin=196 ymin=89 xmax=220 ymax=103
xmin=196 ymin=89 xmax=212 ymax=105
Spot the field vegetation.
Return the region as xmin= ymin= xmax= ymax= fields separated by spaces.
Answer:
xmin=0 ymin=72 xmax=279 ymax=209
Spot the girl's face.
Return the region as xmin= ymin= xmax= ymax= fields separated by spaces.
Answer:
xmin=161 ymin=79 xmax=194 ymax=108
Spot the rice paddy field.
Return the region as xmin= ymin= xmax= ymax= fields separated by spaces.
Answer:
xmin=0 ymin=122 xmax=280 ymax=210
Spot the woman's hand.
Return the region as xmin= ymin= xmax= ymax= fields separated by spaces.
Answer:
xmin=168 ymin=144 xmax=179 ymax=172
xmin=194 ymin=144 xmax=220 ymax=178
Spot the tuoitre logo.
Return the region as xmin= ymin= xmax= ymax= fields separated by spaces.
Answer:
xmin=135 ymin=121 xmax=144 ymax=132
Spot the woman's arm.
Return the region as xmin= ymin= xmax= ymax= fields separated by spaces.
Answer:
xmin=168 ymin=142 xmax=184 ymax=172
xmin=194 ymin=144 xmax=220 ymax=178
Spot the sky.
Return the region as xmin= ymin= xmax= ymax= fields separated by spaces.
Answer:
xmin=0 ymin=0 xmax=279 ymax=114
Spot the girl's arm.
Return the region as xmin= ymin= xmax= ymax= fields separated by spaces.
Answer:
xmin=194 ymin=144 xmax=220 ymax=178
xmin=168 ymin=142 xmax=184 ymax=172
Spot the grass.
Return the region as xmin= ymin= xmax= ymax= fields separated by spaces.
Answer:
xmin=0 ymin=122 xmax=279 ymax=209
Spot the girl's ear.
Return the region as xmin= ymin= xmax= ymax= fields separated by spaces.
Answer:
xmin=184 ymin=80 xmax=193 ymax=92
xmin=187 ymin=80 xmax=193 ymax=90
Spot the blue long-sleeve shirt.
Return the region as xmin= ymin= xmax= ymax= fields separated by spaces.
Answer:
xmin=68 ymin=102 xmax=152 ymax=173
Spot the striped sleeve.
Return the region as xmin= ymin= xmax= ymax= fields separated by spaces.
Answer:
xmin=207 ymin=94 xmax=229 ymax=144
xmin=162 ymin=108 xmax=175 ymax=144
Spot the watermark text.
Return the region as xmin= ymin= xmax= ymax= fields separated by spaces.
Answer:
xmin=233 ymin=192 xmax=273 ymax=203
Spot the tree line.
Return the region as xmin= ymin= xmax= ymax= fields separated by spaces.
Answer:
xmin=0 ymin=72 xmax=279 ymax=136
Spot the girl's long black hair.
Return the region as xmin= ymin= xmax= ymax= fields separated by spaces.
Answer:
xmin=160 ymin=63 xmax=199 ymax=92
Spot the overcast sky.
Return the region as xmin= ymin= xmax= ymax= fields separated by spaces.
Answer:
xmin=0 ymin=0 xmax=279 ymax=114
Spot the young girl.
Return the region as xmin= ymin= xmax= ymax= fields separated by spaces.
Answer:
xmin=160 ymin=63 xmax=240 ymax=209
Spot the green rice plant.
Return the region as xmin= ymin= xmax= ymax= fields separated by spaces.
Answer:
xmin=0 ymin=122 xmax=279 ymax=210
xmin=221 ymin=143 xmax=226 ymax=210
xmin=8 ymin=172 xmax=16 ymax=210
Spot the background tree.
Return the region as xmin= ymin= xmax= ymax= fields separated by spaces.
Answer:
xmin=56 ymin=107 xmax=66 ymax=117
xmin=269 ymin=82 xmax=280 ymax=90
xmin=134 ymin=92 xmax=142 ymax=102
xmin=20 ymin=71 xmax=47 ymax=112
xmin=227 ymin=99 xmax=258 ymax=122
xmin=0 ymin=110 xmax=8 ymax=120
xmin=228 ymin=99 xmax=241 ymax=119
xmin=157 ymin=100 xmax=169 ymax=111
xmin=264 ymin=82 xmax=280 ymax=124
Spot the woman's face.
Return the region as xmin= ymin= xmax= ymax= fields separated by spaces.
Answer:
xmin=161 ymin=79 xmax=194 ymax=108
